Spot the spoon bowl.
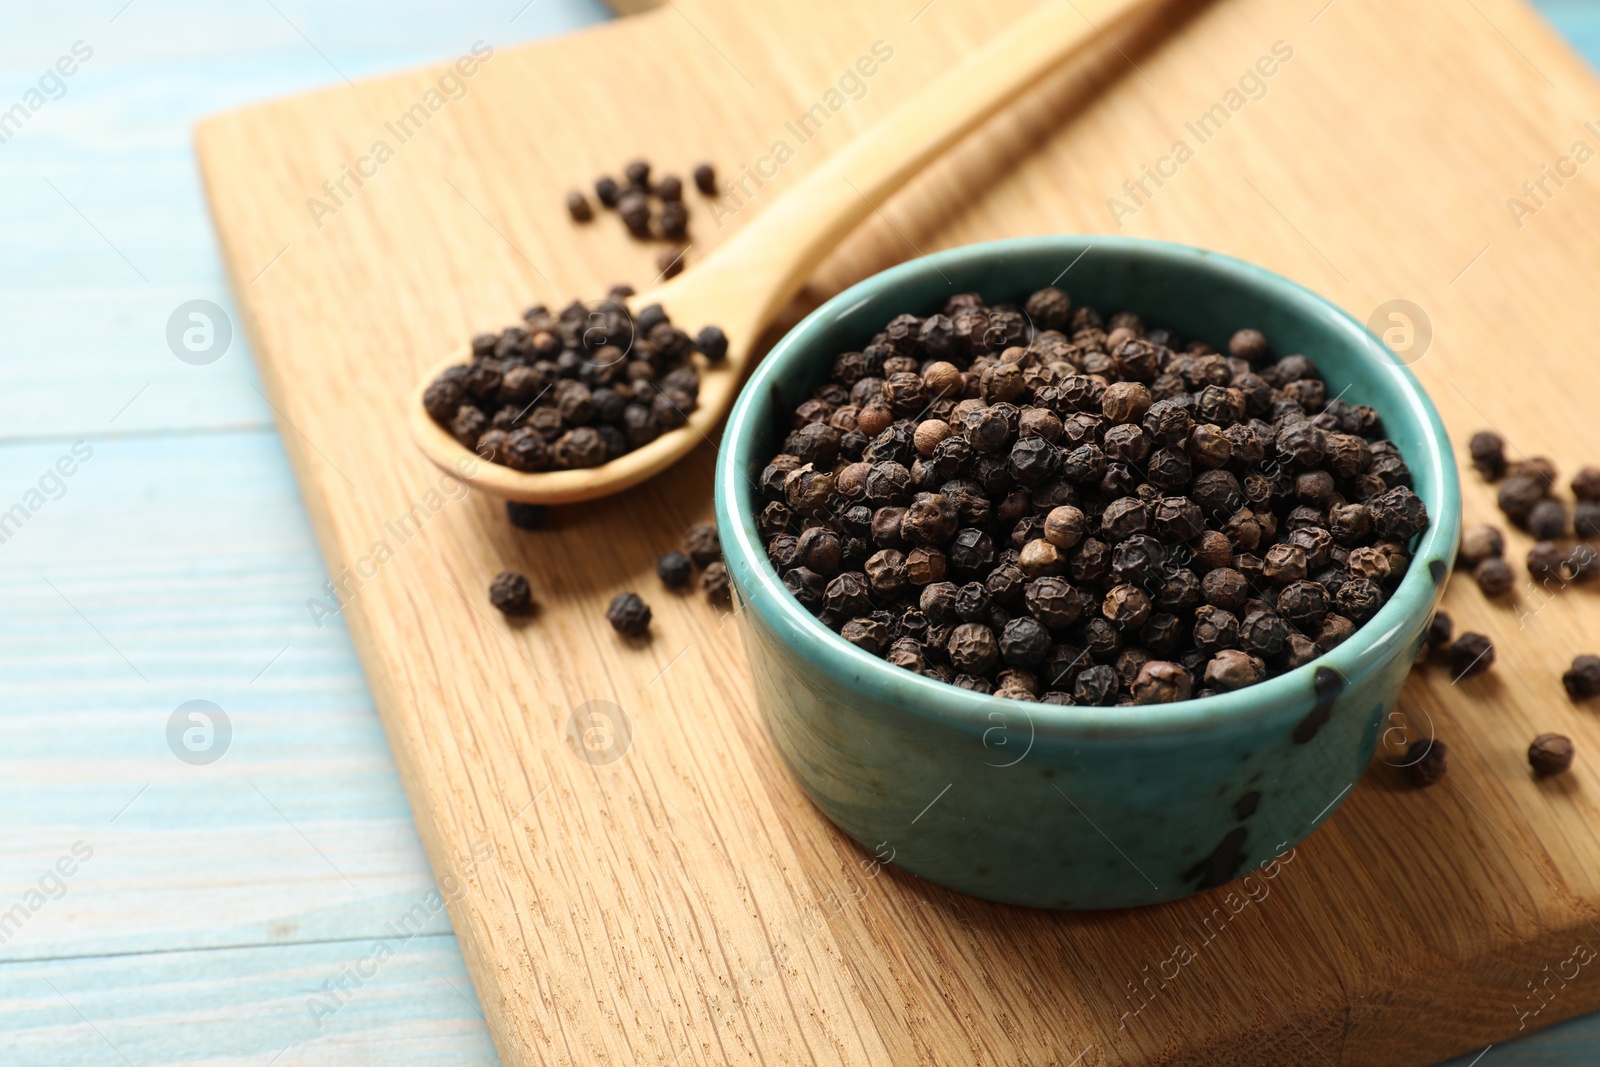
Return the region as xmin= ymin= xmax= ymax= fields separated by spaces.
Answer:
xmin=410 ymin=0 xmax=1161 ymax=503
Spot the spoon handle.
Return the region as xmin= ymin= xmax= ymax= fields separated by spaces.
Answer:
xmin=677 ymin=0 xmax=1159 ymax=334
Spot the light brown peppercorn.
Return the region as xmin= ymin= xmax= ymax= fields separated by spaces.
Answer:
xmin=1043 ymin=506 xmax=1087 ymax=550
xmin=857 ymin=401 xmax=893 ymax=437
xmin=905 ymin=546 xmax=948 ymax=585
xmin=1528 ymin=733 xmax=1575 ymax=777
xmin=1228 ymin=328 xmax=1270 ymax=363
xmin=1204 ymin=649 xmax=1266 ymax=691
xmin=1131 ymin=660 xmax=1193 ymax=704
xmin=1261 ymin=543 xmax=1308 ymax=584
xmin=914 ymin=419 xmax=952 ymax=455
xmin=1019 ymin=538 xmax=1066 ymax=577
xmin=1193 ymin=530 xmax=1234 ymax=570
xmin=1458 ymin=524 xmax=1505 ymax=567
xmin=1101 ymin=381 xmax=1152 ymax=424
xmin=1346 ymin=545 xmax=1391 ymax=582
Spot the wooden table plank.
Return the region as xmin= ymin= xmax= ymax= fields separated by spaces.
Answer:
xmin=0 ymin=431 xmax=451 ymax=961
xmin=0 ymin=936 xmax=498 ymax=1066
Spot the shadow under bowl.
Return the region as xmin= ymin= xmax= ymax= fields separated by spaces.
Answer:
xmin=713 ymin=236 xmax=1460 ymax=909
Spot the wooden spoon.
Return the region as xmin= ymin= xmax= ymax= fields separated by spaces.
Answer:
xmin=412 ymin=0 xmax=1158 ymax=503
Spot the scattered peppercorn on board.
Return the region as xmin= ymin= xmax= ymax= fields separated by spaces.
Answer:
xmin=195 ymin=0 xmax=1600 ymax=1063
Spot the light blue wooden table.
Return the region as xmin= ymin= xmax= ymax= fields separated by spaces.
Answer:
xmin=1 ymin=2 xmax=1596 ymax=1064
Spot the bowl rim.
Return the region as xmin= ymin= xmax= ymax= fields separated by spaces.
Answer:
xmin=714 ymin=235 xmax=1460 ymax=739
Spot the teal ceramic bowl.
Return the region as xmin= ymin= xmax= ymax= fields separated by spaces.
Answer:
xmin=713 ymin=236 xmax=1460 ymax=909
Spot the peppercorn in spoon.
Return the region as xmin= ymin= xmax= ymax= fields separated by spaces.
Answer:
xmin=411 ymin=0 xmax=1159 ymax=503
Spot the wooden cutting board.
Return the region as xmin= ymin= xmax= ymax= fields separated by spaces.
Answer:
xmin=195 ymin=0 xmax=1600 ymax=1062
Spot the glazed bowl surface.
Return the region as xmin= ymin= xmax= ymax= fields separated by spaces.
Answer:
xmin=713 ymin=236 xmax=1460 ymax=909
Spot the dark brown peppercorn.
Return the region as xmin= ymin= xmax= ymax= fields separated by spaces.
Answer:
xmin=684 ymin=521 xmax=721 ymax=567
xmin=1449 ymin=632 xmax=1494 ymax=677
xmin=594 ymin=175 xmax=621 ymax=207
xmin=1497 ymin=474 xmax=1546 ymax=526
xmin=1473 ymin=556 xmax=1514 ymax=597
xmin=693 ymin=162 xmax=717 ymax=195
xmin=657 ymin=245 xmax=687 ymax=278
xmin=1426 ymin=611 xmax=1453 ymax=649
xmin=617 ymin=190 xmax=651 ymax=237
xmin=506 ymin=501 xmax=548 ymax=530
xmin=948 ymin=623 xmax=1000 ymax=674
xmin=1074 ymin=664 xmax=1119 ymax=706
xmin=1277 ymin=580 xmax=1329 ymax=629
xmin=842 ymin=617 xmax=890 ymax=655
xmin=565 ymin=189 xmax=593 ymax=222
xmin=657 ymin=551 xmax=693 ymax=589
xmin=1564 ymin=655 xmax=1600 ymax=700
xmin=1527 ymin=499 xmax=1570 ymax=540
xmin=697 ymin=325 xmax=729 ymax=362
xmin=1403 ymin=739 xmax=1448 ymax=787
xmin=1527 ymin=540 xmax=1566 ymax=583
xmin=701 ymin=562 xmax=731 ymax=605
xmin=1468 ymin=430 xmax=1506 ymax=479
xmin=488 ymin=571 xmax=534 ymax=616
xmin=1528 ymin=733 xmax=1575 ymax=777
xmin=1369 ymin=486 xmax=1429 ymax=541
xmin=1578 ymin=501 xmax=1600 ymax=539
xmin=605 ymin=591 xmax=651 ymax=636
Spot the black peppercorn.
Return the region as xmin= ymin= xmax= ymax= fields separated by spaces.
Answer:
xmin=605 ymin=591 xmax=651 ymax=636
xmin=488 ymin=571 xmax=534 ymax=615
xmin=1527 ymin=499 xmax=1570 ymax=540
xmin=1074 ymin=663 xmax=1119 ymax=705
xmin=1467 ymin=430 xmax=1506 ymax=479
xmin=1403 ymin=738 xmax=1448 ymax=787
xmin=1497 ymin=474 xmax=1546 ymax=526
xmin=1426 ymin=611 xmax=1453 ymax=649
xmin=1449 ymin=632 xmax=1494 ymax=677
xmin=657 ymin=550 xmax=693 ymax=589
xmin=1563 ymin=654 xmax=1600 ymax=700
xmin=700 ymin=561 xmax=731 ymax=605
xmin=1472 ymin=556 xmax=1514 ymax=597
xmin=505 ymin=501 xmax=548 ymax=530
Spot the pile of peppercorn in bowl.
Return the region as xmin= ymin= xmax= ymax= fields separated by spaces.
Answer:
xmin=713 ymin=236 xmax=1459 ymax=909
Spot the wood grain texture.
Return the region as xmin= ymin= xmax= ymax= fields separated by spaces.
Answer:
xmin=192 ymin=0 xmax=1600 ymax=1064
xmin=0 ymin=935 xmax=497 ymax=1066
xmin=0 ymin=3 xmax=605 ymax=1063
